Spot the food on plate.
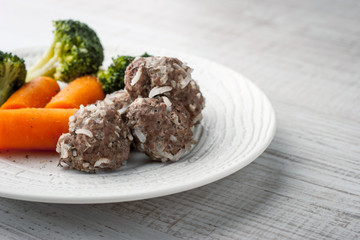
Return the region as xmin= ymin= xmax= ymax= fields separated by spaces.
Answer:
xmin=0 ymin=18 xmax=206 ymax=171
xmin=1 ymin=76 xmax=59 ymax=109
xmin=98 ymin=53 xmax=152 ymax=94
xmin=0 ymin=108 xmax=76 ymax=150
xmin=0 ymin=51 xmax=27 ymax=106
xmin=57 ymin=102 xmax=132 ymax=173
xmin=124 ymin=56 xmax=205 ymax=124
xmin=127 ymin=97 xmax=194 ymax=162
xmin=45 ymin=75 xmax=105 ymax=109
xmin=26 ymin=19 xmax=104 ymax=83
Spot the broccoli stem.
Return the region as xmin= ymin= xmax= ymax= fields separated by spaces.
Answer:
xmin=26 ymin=57 xmax=59 ymax=81
xmin=26 ymin=38 xmax=63 ymax=82
xmin=26 ymin=37 xmax=57 ymax=82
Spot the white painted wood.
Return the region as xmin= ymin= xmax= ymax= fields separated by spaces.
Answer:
xmin=0 ymin=0 xmax=359 ymax=239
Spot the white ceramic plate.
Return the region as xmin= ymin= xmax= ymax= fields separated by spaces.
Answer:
xmin=0 ymin=45 xmax=276 ymax=204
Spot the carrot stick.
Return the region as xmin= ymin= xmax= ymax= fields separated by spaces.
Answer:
xmin=1 ymin=77 xmax=60 ymax=109
xmin=0 ymin=108 xmax=76 ymax=150
xmin=45 ymin=75 xmax=105 ymax=109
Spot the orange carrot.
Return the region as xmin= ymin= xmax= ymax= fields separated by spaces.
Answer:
xmin=45 ymin=75 xmax=105 ymax=109
xmin=0 ymin=108 xmax=76 ymax=150
xmin=1 ymin=77 xmax=60 ymax=109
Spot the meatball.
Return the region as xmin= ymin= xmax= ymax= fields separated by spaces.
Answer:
xmin=127 ymin=97 xmax=194 ymax=162
xmin=57 ymin=104 xmax=132 ymax=173
xmin=97 ymin=90 xmax=131 ymax=112
xmin=124 ymin=57 xmax=205 ymax=124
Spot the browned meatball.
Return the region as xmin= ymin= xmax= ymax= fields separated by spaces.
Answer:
xmin=124 ymin=57 xmax=205 ymax=124
xmin=57 ymin=104 xmax=132 ymax=173
xmin=127 ymin=97 xmax=194 ymax=162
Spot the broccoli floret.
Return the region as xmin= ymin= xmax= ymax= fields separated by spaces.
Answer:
xmin=26 ymin=19 xmax=104 ymax=82
xmin=98 ymin=53 xmax=152 ymax=94
xmin=98 ymin=56 xmax=134 ymax=94
xmin=0 ymin=51 xmax=26 ymax=106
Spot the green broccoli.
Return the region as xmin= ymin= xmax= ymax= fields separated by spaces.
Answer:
xmin=98 ymin=53 xmax=152 ymax=94
xmin=98 ymin=56 xmax=134 ymax=94
xmin=0 ymin=51 xmax=26 ymax=106
xmin=26 ymin=19 xmax=104 ymax=83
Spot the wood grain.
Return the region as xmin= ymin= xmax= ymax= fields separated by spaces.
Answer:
xmin=0 ymin=0 xmax=359 ymax=239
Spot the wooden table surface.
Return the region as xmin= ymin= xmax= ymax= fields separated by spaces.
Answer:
xmin=1 ymin=0 xmax=359 ymax=239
